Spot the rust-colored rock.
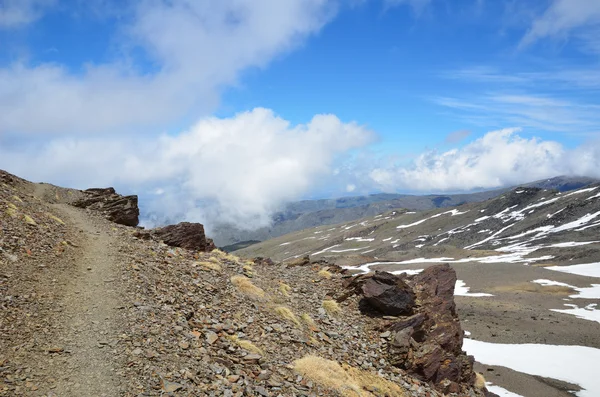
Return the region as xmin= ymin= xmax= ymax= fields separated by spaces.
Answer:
xmin=73 ymin=187 xmax=139 ymax=227
xmin=153 ymin=222 xmax=216 ymax=252
xmin=390 ymin=264 xmax=476 ymax=392
xmin=341 ymin=264 xmax=484 ymax=395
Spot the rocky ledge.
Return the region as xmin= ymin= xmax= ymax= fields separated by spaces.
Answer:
xmin=134 ymin=222 xmax=216 ymax=252
xmin=340 ymin=264 xmax=497 ymax=396
xmin=72 ymin=187 xmax=139 ymax=227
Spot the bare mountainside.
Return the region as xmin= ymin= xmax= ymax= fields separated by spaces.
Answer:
xmin=1 ymin=169 xmax=497 ymax=397
xmin=214 ymin=176 xmax=598 ymax=248
xmin=237 ymin=184 xmax=600 ymax=397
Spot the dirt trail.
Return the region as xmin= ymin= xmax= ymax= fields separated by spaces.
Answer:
xmin=44 ymin=202 xmax=123 ymax=396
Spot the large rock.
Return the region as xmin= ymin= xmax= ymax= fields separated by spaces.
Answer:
xmin=361 ymin=271 xmax=415 ymax=316
xmin=390 ymin=264 xmax=475 ymax=393
xmin=340 ymin=264 xmax=487 ymax=395
xmin=73 ymin=187 xmax=139 ymax=227
xmin=153 ymin=222 xmax=216 ymax=252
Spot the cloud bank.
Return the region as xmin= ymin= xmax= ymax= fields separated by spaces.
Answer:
xmin=1 ymin=108 xmax=374 ymax=228
xmin=370 ymin=128 xmax=600 ymax=192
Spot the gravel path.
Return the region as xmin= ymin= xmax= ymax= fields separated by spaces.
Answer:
xmin=42 ymin=203 xmax=123 ymax=396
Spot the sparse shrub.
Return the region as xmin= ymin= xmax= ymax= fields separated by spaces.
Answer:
xmin=227 ymin=335 xmax=264 ymax=355
xmin=279 ymin=282 xmax=292 ymax=296
xmin=12 ymin=195 xmax=23 ymax=203
xmin=196 ymin=261 xmax=222 ymax=272
xmin=317 ymin=268 xmax=332 ymax=279
xmin=293 ymin=355 xmax=404 ymax=397
xmin=322 ymin=299 xmax=341 ymax=315
xmin=274 ymin=306 xmax=300 ymax=326
xmin=231 ymin=275 xmax=266 ymax=299
xmin=23 ymin=214 xmax=37 ymax=225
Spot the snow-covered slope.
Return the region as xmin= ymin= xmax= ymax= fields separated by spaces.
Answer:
xmin=237 ymin=184 xmax=600 ymax=267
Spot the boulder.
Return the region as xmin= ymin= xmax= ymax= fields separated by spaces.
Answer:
xmin=73 ymin=187 xmax=139 ymax=227
xmin=153 ymin=222 xmax=216 ymax=252
xmin=361 ymin=271 xmax=415 ymax=316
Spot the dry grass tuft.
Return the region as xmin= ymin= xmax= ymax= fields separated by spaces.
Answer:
xmin=227 ymin=335 xmax=264 ymax=355
xmin=12 ymin=195 xmax=23 ymax=203
xmin=212 ymin=249 xmax=243 ymax=263
xmin=231 ymin=275 xmax=266 ymax=299
xmin=294 ymin=355 xmax=405 ymax=397
xmin=6 ymin=203 xmax=19 ymax=218
xmin=317 ymin=268 xmax=333 ymax=279
xmin=208 ymin=256 xmax=221 ymax=264
xmin=301 ymin=313 xmax=317 ymax=329
xmin=493 ymin=282 xmax=574 ymax=295
xmin=46 ymin=212 xmax=65 ymax=225
xmin=322 ymin=299 xmax=341 ymax=315
xmin=474 ymin=373 xmax=486 ymax=390
xmin=196 ymin=261 xmax=222 ymax=272
xmin=23 ymin=214 xmax=37 ymax=226
xmin=274 ymin=306 xmax=301 ymax=326
xmin=531 ymin=263 xmax=556 ymax=268
xmin=279 ymin=282 xmax=292 ymax=296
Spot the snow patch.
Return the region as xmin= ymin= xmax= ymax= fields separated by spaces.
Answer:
xmin=463 ymin=338 xmax=600 ymax=397
xmin=454 ymin=280 xmax=493 ymax=297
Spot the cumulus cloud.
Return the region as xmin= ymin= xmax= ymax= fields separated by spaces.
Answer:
xmin=369 ymin=128 xmax=600 ymax=192
xmin=0 ymin=108 xmax=374 ymax=228
xmin=0 ymin=0 xmax=335 ymax=134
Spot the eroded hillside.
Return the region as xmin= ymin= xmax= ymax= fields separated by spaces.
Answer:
xmin=1 ymin=169 xmax=495 ymax=396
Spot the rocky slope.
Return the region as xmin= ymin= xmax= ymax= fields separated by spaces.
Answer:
xmin=0 ymin=169 xmax=494 ymax=396
xmin=237 ymin=183 xmax=600 ymax=397
xmin=213 ymin=176 xmax=598 ymax=247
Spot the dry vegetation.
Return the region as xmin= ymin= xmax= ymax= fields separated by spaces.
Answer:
xmin=227 ymin=335 xmax=264 ymax=355
xmin=279 ymin=282 xmax=292 ymax=296
xmin=493 ymin=282 xmax=575 ymax=295
xmin=474 ymin=373 xmax=486 ymax=390
xmin=301 ymin=313 xmax=317 ymax=329
xmin=322 ymin=299 xmax=341 ymax=315
xmin=195 ymin=261 xmax=222 ymax=272
xmin=317 ymin=268 xmax=333 ymax=279
xmin=273 ymin=306 xmax=301 ymax=326
xmin=230 ymin=275 xmax=267 ymax=299
xmin=294 ymin=355 xmax=405 ymax=397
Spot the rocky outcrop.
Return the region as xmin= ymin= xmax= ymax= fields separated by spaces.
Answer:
xmin=151 ymin=222 xmax=216 ymax=252
xmin=340 ymin=264 xmax=489 ymax=395
xmin=361 ymin=271 xmax=415 ymax=316
xmin=73 ymin=187 xmax=139 ymax=227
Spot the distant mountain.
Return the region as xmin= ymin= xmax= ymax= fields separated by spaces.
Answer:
xmin=235 ymin=181 xmax=600 ymax=267
xmin=214 ymin=175 xmax=599 ymax=247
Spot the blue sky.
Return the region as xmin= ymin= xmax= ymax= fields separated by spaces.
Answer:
xmin=1 ymin=0 xmax=600 ymax=228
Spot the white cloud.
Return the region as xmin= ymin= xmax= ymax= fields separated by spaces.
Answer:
xmin=0 ymin=108 xmax=374 ymax=228
xmin=0 ymin=0 xmax=55 ymax=29
xmin=369 ymin=128 xmax=600 ymax=192
xmin=433 ymin=94 xmax=600 ymax=135
xmin=521 ymin=0 xmax=600 ymax=47
xmin=0 ymin=0 xmax=335 ymax=134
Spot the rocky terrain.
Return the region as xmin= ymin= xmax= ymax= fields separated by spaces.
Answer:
xmin=0 ymin=169 xmax=496 ymax=396
xmin=211 ymin=176 xmax=598 ymax=248
xmin=238 ymin=183 xmax=600 ymax=397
